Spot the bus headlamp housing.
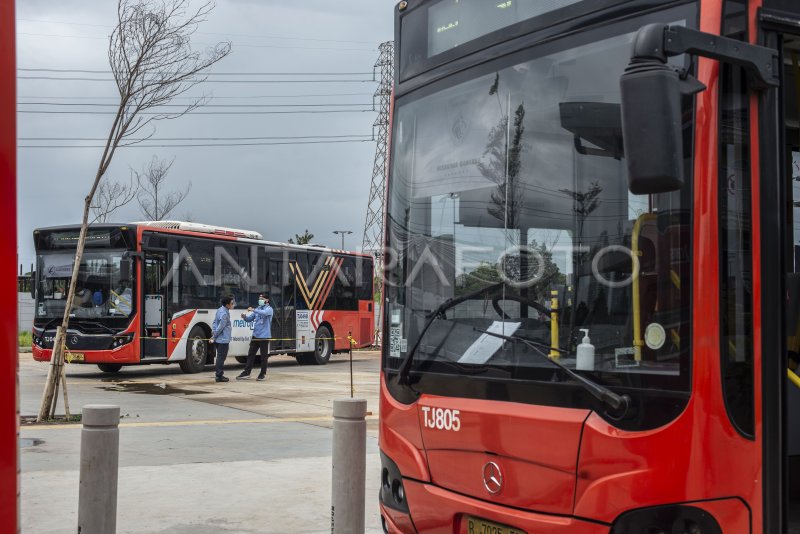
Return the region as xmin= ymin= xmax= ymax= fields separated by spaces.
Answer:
xmin=611 ymin=505 xmax=722 ymax=534
xmin=380 ymin=451 xmax=409 ymax=513
xmin=111 ymin=333 xmax=134 ymax=349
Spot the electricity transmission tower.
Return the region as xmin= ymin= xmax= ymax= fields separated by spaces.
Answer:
xmin=363 ymin=41 xmax=394 ymax=347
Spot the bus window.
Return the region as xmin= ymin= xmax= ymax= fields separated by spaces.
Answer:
xmin=357 ymin=258 xmax=374 ymax=302
xmin=331 ymin=257 xmax=358 ymax=311
xmin=175 ymin=239 xmax=215 ymax=311
xmin=719 ymin=0 xmax=754 ymax=438
xmin=216 ymin=243 xmax=249 ymax=303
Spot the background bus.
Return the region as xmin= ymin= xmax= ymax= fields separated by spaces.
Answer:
xmin=31 ymin=221 xmax=374 ymax=373
xmin=380 ymin=0 xmax=799 ymax=533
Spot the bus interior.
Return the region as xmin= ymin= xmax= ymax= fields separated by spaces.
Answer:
xmin=785 ymin=32 xmax=800 ymax=534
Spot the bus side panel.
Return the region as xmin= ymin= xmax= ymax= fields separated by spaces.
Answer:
xmin=690 ymin=499 xmax=751 ymax=532
xmin=168 ymin=307 xmax=256 ymax=360
xmin=231 ymin=311 xmax=255 ymax=355
xmin=165 ymin=310 xmax=200 ymax=361
xmin=379 ymin=374 xmax=430 ymax=482
xmin=574 ymin=402 xmax=758 ymax=524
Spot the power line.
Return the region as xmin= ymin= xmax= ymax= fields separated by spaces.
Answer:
xmin=19 ymin=134 xmax=372 ymax=141
xmin=17 ymin=108 xmax=374 ymax=115
xmin=16 ymin=32 xmax=376 ymax=52
xmin=18 ymin=93 xmax=373 ymax=100
xmin=18 ymin=139 xmax=374 ymax=148
xmin=18 ymin=102 xmax=372 ymax=108
xmin=17 ymin=75 xmax=375 ymax=83
xmin=16 ymin=18 xmax=377 ymax=45
xmin=18 ymin=68 xmax=374 ymax=76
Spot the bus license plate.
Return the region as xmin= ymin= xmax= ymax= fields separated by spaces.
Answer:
xmin=67 ymin=352 xmax=85 ymax=362
xmin=467 ymin=516 xmax=526 ymax=534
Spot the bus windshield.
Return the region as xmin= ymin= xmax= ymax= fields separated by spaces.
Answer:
xmin=386 ymin=22 xmax=693 ymax=395
xmin=36 ymin=250 xmax=134 ymax=320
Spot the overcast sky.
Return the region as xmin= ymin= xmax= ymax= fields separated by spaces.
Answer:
xmin=16 ymin=0 xmax=396 ymax=270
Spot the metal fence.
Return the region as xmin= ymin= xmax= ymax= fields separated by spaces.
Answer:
xmin=18 ymin=293 xmax=33 ymax=333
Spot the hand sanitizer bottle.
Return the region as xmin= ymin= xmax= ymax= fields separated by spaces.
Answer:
xmin=576 ymin=329 xmax=595 ymax=371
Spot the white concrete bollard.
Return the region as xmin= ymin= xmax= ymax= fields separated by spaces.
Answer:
xmin=78 ymin=405 xmax=120 ymax=534
xmin=331 ymin=398 xmax=367 ymax=534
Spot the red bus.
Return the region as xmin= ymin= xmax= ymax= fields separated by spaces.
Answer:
xmin=379 ymin=0 xmax=800 ymax=532
xmin=31 ymin=221 xmax=374 ymax=373
xmin=1 ymin=0 xmax=16 ymax=530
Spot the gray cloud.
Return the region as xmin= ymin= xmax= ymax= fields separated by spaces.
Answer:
xmin=16 ymin=0 xmax=396 ymax=269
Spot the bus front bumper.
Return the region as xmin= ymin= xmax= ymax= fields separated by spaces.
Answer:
xmin=381 ymin=479 xmax=610 ymax=534
xmin=32 ymin=342 xmax=138 ymax=364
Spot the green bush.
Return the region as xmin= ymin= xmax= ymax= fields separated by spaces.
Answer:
xmin=19 ymin=331 xmax=32 ymax=348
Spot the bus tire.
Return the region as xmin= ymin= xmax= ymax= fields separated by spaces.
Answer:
xmin=312 ymin=326 xmax=333 ymax=365
xmin=180 ymin=326 xmax=208 ymax=374
xmin=296 ymin=353 xmax=315 ymax=365
xmin=235 ymin=356 xmax=248 ymax=364
xmin=97 ymin=363 xmax=122 ymax=373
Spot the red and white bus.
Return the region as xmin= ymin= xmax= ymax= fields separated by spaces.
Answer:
xmin=31 ymin=221 xmax=374 ymax=373
xmin=380 ymin=0 xmax=800 ymax=532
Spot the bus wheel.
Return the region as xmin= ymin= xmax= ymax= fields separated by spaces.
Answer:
xmin=312 ymin=326 xmax=333 ymax=365
xmin=235 ymin=356 xmax=248 ymax=364
xmin=180 ymin=326 xmax=207 ymax=374
xmin=296 ymin=353 xmax=315 ymax=365
xmin=97 ymin=363 xmax=122 ymax=373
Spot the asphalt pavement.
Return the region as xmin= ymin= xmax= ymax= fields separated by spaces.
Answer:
xmin=18 ymin=351 xmax=383 ymax=533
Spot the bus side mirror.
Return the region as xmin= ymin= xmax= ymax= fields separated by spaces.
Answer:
xmin=620 ymin=60 xmax=704 ymax=194
xmin=620 ymin=23 xmax=778 ymax=195
xmin=30 ymin=271 xmax=36 ymax=299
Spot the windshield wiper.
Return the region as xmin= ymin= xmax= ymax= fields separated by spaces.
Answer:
xmin=82 ymin=321 xmax=116 ymax=334
xmin=396 ymin=282 xmax=504 ymax=386
xmin=477 ymin=328 xmax=631 ymax=418
xmin=36 ymin=317 xmax=61 ymax=332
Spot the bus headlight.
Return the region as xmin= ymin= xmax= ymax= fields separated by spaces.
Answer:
xmin=111 ymin=333 xmax=134 ymax=349
xmin=380 ymin=452 xmax=409 ymax=513
xmin=611 ymin=505 xmax=721 ymax=534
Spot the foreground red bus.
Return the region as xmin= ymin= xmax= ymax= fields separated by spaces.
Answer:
xmin=379 ymin=0 xmax=800 ymax=532
xmin=1 ymin=0 xmax=16 ymax=530
xmin=31 ymin=221 xmax=374 ymax=373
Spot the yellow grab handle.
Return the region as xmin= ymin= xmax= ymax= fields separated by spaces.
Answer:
xmin=789 ymin=368 xmax=800 ymax=390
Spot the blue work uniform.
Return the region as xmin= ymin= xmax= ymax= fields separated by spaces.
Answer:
xmin=211 ymin=306 xmax=232 ymax=344
xmin=244 ymin=305 xmax=273 ymax=339
xmin=211 ymin=305 xmax=232 ymax=378
xmin=241 ymin=304 xmax=274 ymax=378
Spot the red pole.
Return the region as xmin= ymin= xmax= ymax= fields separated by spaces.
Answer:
xmin=0 ymin=0 xmax=19 ymax=531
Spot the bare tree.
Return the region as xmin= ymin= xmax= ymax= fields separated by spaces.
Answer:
xmin=90 ymin=173 xmax=139 ymax=223
xmin=135 ymin=156 xmax=191 ymax=220
xmin=38 ymin=0 xmax=231 ymax=421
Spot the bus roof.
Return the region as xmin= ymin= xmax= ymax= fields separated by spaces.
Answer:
xmin=33 ymin=221 xmax=375 ymax=259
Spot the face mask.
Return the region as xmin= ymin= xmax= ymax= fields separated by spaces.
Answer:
xmin=258 ymin=299 xmax=266 ymax=306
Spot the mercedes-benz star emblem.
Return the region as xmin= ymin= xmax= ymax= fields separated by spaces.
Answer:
xmin=70 ymin=336 xmax=79 ymax=345
xmin=482 ymin=461 xmax=503 ymax=495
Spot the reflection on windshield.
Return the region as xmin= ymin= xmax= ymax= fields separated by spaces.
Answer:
xmin=387 ymin=27 xmax=692 ymax=391
xmin=37 ymin=251 xmax=133 ymax=319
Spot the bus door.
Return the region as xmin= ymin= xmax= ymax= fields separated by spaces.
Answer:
xmin=776 ymin=21 xmax=800 ymax=533
xmin=759 ymin=8 xmax=800 ymax=531
xmin=268 ymin=252 xmax=295 ymax=352
xmin=141 ymin=252 xmax=168 ymax=358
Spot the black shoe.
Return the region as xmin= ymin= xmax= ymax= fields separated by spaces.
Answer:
xmin=215 ymin=376 xmax=229 ymax=383
xmin=256 ymin=374 xmax=266 ymax=381
xmin=236 ymin=373 xmax=251 ymax=380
